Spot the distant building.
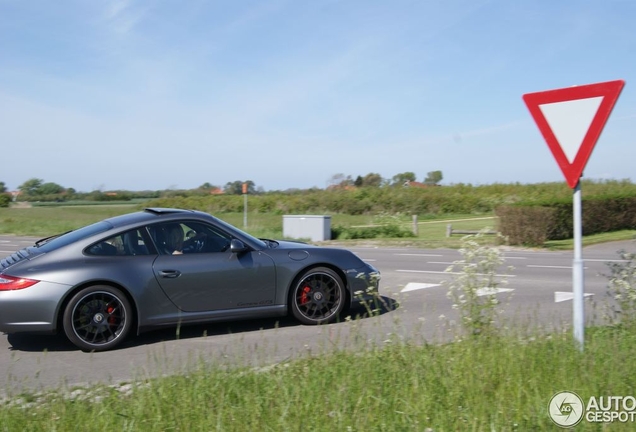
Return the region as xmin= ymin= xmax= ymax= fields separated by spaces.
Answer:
xmin=326 ymin=184 xmax=357 ymax=191
xmin=403 ymin=180 xmax=440 ymax=188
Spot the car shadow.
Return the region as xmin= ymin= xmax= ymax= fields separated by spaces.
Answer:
xmin=6 ymin=332 xmax=77 ymax=352
xmin=5 ymin=296 xmax=399 ymax=353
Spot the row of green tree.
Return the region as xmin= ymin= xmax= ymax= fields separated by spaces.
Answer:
xmin=328 ymin=171 xmax=443 ymax=188
xmin=143 ymin=179 xmax=636 ymax=216
xmin=0 ymin=182 xmax=9 ymax=207
xmin=1 ymin=171 xmax=444 ymax=205
xmin=3 ymin=178 xmax=636 ymax=217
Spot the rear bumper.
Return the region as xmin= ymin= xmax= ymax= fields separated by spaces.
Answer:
xmin=0 ymin=280 xmax=72 ymax=334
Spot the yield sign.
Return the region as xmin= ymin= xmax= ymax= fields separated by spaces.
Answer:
xmin=523 ymin=80 xmax=624 ymax=188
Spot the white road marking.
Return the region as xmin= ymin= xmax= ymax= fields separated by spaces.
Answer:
xmin=504 ymin=251 xmax=564 ymax=255
xmin=401 ymin=282 xmax=441 ymax=293
xmin=402 ymin=285 xmax=514 ymax=296
xmin=362 ymin=259 xmax=377 ymax=262
xmin=476 ymin=287 xmax=514 ymax=296
xmin=427 ymin=261 xmax=454 ymax=265
xmin=584 ymin=258 xmax=631 ymax=263
xmin=397 ymin=269 xmax=515 ymax=277
xmin=527 ymin=265 xmax=588 ymax=269
xmin=554 ymin=291 xmax=594 ymax=303
xmin=395 ymin=253 xmax=444 ymax=257
xmin=501 ymin=256 xmax=528 ymax=260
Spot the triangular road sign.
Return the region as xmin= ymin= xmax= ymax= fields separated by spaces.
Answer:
xmin=523 ymin=80 xmax=624 ymax=188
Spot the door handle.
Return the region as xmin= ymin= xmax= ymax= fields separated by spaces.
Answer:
xmin=159 ymin=270 xmax=181 ymax=278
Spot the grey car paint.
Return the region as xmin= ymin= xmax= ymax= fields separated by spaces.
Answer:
xmin=0 ymin=208 xmax=380 ymax=351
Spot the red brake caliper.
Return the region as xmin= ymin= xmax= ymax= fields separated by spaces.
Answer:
xmin=300 ymin=286 xmax=311 ymax=305
xmin=107 ymin=305 xmax=116 ymax=326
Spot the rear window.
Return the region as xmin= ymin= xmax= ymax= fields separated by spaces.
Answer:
xmin=86 ymin=229 xmax=150 ymax=256
xmin=36 ymin=221 xmax=113 ymax=252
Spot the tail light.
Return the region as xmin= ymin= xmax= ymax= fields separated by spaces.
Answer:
xmin=0 ymin=275 xmax=40 ymax=291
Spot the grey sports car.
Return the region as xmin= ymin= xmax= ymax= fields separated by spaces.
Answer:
xmin=0 ymin=208 xmax=380 ymax=351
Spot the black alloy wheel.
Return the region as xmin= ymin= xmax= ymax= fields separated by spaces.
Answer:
xmin=63 ymin=285 xmax=133 ymax=351
xmin=291 ymin=267 xmax=346 ymax=325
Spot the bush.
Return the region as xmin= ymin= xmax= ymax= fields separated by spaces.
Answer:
xmin=332 ymin=213 xmax=416 ymax=240
xmin=0 ymin=194 xmax=10 ymax=208
xmin=496 ymin=206 xmax=558 ymax=246
xmin=332 ymin=224 xmax=416 ymax=240
xmin=497 ymin=195 xmax=636 ymax=246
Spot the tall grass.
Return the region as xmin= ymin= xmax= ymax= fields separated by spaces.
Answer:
xmin=1 ymin=324 xmax=636 ymax=430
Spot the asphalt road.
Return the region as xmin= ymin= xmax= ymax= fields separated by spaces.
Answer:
xmin=1 ymin=235 xmax=635 ymax=394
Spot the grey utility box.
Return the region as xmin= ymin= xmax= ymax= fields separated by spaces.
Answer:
xmin=283 ymin=215 xmax=331 ymax=242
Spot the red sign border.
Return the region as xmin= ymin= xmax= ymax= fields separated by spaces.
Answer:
xmin=523 ymin=80 xmax=624 ymax=188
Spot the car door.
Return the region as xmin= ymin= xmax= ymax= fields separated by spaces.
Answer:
xmin=150 ymin=221 xmax=277 ymax=312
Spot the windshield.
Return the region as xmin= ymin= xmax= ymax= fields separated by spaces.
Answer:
xmin=36 ymin=221 xmax=113 ymax=252
xmin=212 ymin=216 xmax=267 ymax=249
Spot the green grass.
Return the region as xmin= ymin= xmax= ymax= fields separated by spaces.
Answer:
xmin=30 ymin=199 xmax=150 ymax=207
xmin=2 ymin=323 xmax=636 ymax=430
xmin=545 ymin=230 xmax=636 ymax=250
xmin=0 ymin=206 xmax=495 ymax=245
xmin=0 ymin=205 xmax=141 ymax=237
xmin=2 ymin=206 xmax=635 ymax=249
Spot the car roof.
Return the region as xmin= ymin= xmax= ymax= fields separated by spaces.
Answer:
xmin=103 ymin=208 xmax=197 ymax=229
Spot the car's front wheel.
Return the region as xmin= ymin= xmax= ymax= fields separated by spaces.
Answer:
xmin=291 ymin=267 xmax=346 ymax=325
xmin=63 ymin=285 xmax=133 ymax=352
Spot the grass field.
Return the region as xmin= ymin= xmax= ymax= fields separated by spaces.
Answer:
xmin=0 ymin=205 xmax=499 ymax=246
xmin=2 ymin=205 xmax=635 ymax=249
xmin=1 ymin=322 xmax=635 ymax=430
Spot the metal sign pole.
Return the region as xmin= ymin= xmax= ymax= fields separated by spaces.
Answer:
xmin=243 ymin=193 xmax=248 ymax=228
xmin=242 ymin=182 xmax=248 ymax=228
xmin=572 ymin=181 xmax=584 ymax=350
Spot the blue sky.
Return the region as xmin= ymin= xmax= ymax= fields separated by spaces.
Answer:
xmin=1 ymin=0 xmax=635 ymax=192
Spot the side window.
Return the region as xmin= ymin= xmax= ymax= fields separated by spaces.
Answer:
xmin=149 ymin=223 xmax=185 ymax=256
xmin=86 ymin=229 xmax=149 ymax=256
xmin=185 ymin=222 xmax=232 ymax=253
xmin=149 ymin=221 xmax=232 ymax=255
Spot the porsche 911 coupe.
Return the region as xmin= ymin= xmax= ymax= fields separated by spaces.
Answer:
xmin=0 ymin=208 xmax=380 ymax=351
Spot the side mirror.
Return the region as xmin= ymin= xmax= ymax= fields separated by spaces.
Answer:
xmin=230 ymin=239 xmax=249 ymax=254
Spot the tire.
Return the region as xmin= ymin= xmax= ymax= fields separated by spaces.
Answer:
xmin=290 ymin=267 xmax=346 ymax=325
xmin=63 ymin=285 xmax=133 ymax=352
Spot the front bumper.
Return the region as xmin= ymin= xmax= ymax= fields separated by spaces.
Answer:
xmin=345 ymin=262 xmax=381 ymax=305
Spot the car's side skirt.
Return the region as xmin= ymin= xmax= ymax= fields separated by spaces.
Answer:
xmin=138 ymin=304 xmax=288 ymax=334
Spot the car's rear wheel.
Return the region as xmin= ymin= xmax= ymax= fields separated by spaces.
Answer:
xmin=291 ymin=267 xmax=346 ymax=325
xmin=63 ymin=285 xmax=132 ymax=352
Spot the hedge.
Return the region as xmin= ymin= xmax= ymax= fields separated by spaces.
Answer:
xmin=0 ymin=194 xmax=11 ymax=208
xmin=496 ymin=195 xmax=636 ymax=246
